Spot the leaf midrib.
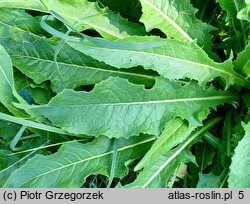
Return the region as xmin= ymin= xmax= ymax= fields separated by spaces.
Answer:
xmin=0 ymin=16 xmax=155 ymax=82
xmin=0 ymin=65 xmax=13 ymax=89
xmin=78 ymin=43 xmax=250 ymax=87
xmin=0 ymin=1 xmax=123 ymax=39
xmin=30 ymin=95 xmax=236 ymax=108
xmin=0 ymin=16 xmax=44 ymax=39
xmin=141 ymin=0 xmax=192 ymax=41
xmin=141 ymin=117 xmax=222 ymax=187
xmin=135 ymin=120 xmax=184 ymax=170
xmin=11 ymin=55 xmax=156 ymax=81
xmin=76 ymin=44 xmax=248 ymax=84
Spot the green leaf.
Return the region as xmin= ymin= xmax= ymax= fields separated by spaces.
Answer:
xmin=0 ymin=9 xmax=155 ymax=93
xmin=0 ymin=45 xmax=15 ymax=102
xmin=228 ymin=121 xmax=250 ymax=187
xmin=0 ymin=44 xmax=26 ymax=116
xmin=0 ymin=0 xmax=146 ymax=39
xmin=0 ymin=150 xmax=18 ymax=170
xmin=216 ymin=0 xmax=249 ymax=53
xmin=195 ymin=142 xmax=216 ymax=170
xmin=138 ymin=0 xmax=215 ymax=57
xmin=135 ymin=118 xmax=196 ymax=171
xmin=14 ymin=71 xmax=53 ymax=105
xmin=0 ymin=150 xmax=37 ymax=187
xmin=237 ymin=0 xmax=250 ymax=22
xmin=0 ymin=0 xmax=249 ymax=189
xmin=0 ymin=8 xmax=45 ymax=36
xmin=0 ymin=0 xmax=46 ymax=12
xmin=0 ymin=45 xmax=14 ymax=85
xmin=196 ymin=173 xmax=220 ymax=188
xmin=217 ymin=0 xmax=247 ymax=22
xmin=0 ymin=150 xmax=19 ymax=187
xmin=203 ymin=132 xmax=220 ymax=149
xmin=125 ymin=149 xmax=195 ymax=188
xmin=191 ymin=0 xmax=221 ymax=26
xmin=95 ymin=0 xmax=143 ymax=22
xmin=0 ymin=112 xmax=70 ymax=135
xmin=4 ymin=135 xmax=155 ymax=187
xmin=220 ymin=111 xmax=233 ymax=161
xmin=16 ymin=77 xmax=236 ymax=138
xmin=234 ymin=41 xmax=250 ymax=78
xmin=124 ymin=117 xmax=222 ymax=188
xmin=67 ymin=36 xmax=250 ymax=88
xmin=0 ymin=120 xmax=21 ymax=144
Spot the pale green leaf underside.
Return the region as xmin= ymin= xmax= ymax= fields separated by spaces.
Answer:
xmin=16 ymin=77 xmax=236 ymax=138
xmin=4 ymin=135 xmax=155 ymax=187
xmin=0 ymin=9 xmax=155 ymax=93
xmin=228 ymin=122 xmax=250 ymax=187
xmin=67 ymin=36 xmax=250 ymax=88
xmin=0 ymin=0 xmax=146 ymax=39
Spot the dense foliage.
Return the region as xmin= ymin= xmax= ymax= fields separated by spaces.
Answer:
xmin=0 ymin=0 xmax=249 ymax=188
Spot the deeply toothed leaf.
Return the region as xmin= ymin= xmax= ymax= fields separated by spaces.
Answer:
xmin=16 ymin=77 xmax=236 ymax=138
xmin=67 ymin=36 xmax=250 ymax=88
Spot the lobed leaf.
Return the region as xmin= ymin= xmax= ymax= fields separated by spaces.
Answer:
xmin=67 ymin=36 xmax=250 ymax=88
xmin=0 ymin=9 xmax=155 ymax=93
xmin=0 ymin=0 xmax=146 ymax=39
xmin=125 ymin=149 xmax=195 ymax=188
xmin=138 ymin=0 xmax=216 ymax=57
xmin=135 ymin=118 xmax=196 ymax=171
xmin=15 ymin=77 xmax=236 ymax=138
xmin=125 ymin=117 xmax=222 ymax=187
xmin=0 ymin=0 xmax=248 ymax=189
xmin=4 ymin=135 xmax=155 ymax=187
